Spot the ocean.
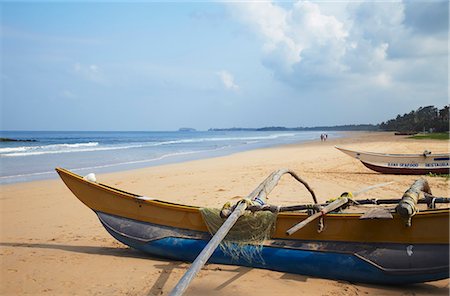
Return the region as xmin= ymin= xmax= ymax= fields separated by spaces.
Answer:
xmin=0 ymin=130 xmax=339 ymax=184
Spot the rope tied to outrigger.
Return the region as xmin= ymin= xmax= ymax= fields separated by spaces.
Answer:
xmin=219 ymin=168 xmax=318 ymax=219
xmin=198 ymin=169 xmax=319 ymax=263
xmin=395 ymin=178 xmax=431 ymax=227
xmin=169 ymin=168 xmax=313 ymax=296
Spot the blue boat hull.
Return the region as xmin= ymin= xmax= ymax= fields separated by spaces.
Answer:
xmin=97 ymin=211 xmax=449 ymax=285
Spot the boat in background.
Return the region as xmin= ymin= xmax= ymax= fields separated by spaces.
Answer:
xmin=56 ymin=168 xmax=449 ymax=285
xmin=336 ymin=146 xmax=449 ymax=175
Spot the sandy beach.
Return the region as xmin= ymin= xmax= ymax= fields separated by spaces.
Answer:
xmin=1 ymin=131 xmax=449 ymax=296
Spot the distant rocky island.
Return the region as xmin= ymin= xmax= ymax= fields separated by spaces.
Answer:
xmin=178 ymin=128 xmax=197 ymax=132
xmin=0 ymin=137 xmax=37 ymax=142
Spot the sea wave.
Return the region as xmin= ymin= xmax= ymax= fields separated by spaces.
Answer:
xmin=0 ymin=146 xmax=228 ymax=180
xmin=130 ymin=133 xmax=297 ymax=147
xmin=0 ymin=133 xmax=298 ymax=157
xmin=0 ymin=142 xmax=100 ymax=157
xmin=0 ymin=142 xmax=98 ymax=153
xmin=71 ymin=147 xmax=229 ymax=171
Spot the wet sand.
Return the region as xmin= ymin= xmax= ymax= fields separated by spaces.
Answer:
xmin=1 ymin=131 xmax=449 ymax=295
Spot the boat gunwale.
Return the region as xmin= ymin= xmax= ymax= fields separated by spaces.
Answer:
xmin=56 ymin=167 xmax=200 ymax=212
xmin=335 ymin=146 xmax=450 ymax=159
xmin=56 ymin=167 xmax=450 ymax=218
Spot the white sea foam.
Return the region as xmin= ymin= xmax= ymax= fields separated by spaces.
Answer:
xmin=71 ymin=147 xmax=226 ymax=171
xmin=0 ymin=147 xmax=30 ymax=153
xmin=0 ymin=133 xmax=298 ymax=157
xmin=0 ymin=146 xmax=228 ymax=180
xmin=0 ymin=142 xmax=99 ymax=154
xmin=0 ymin=131 xmax=339 ymax=185
xmin=0 ymin=142 xmax=104 ymax=157
xmin=126 ymin=133 xmax=297 ymax=147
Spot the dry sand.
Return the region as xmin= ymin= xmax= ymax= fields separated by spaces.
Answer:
xmin=1 ymin=131 xmax=449 ymax=295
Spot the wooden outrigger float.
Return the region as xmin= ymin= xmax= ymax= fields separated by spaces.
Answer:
xmin=56 ymin=168 xmax=449 ymax=289
xmin=335 ymin=146 xmax=449 ymax=175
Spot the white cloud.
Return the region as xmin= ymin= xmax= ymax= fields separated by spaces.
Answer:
xmin=73 ymin=62 xmax=106 ymax=84
xmin=229 ymin=1 xmax=348 ymax=75
xmin=227 ymin=1 xmax=447 ymax=92
xmin=217 ymin=70 xmax=239 ymax=91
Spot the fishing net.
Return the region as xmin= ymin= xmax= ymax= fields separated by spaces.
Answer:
xmin=199 ymin=208 xmax=277 ymax=264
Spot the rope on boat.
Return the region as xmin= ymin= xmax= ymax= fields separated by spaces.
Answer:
xmin=170 ymin=168 xmax=310 ymax=296
xmin=218 ymin=172 xmax=448 ymax=229
xmin=219 ymin=168 xmax=317 ymax=219
xmin=395 ymin=178 xmax=432 ymax=227
xmin=171 ymin=170 xmax=448 ymax=296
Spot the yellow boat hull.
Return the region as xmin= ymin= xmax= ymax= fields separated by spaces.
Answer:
xmin=56 ymin=168 xmax=449 ymax=244
xmin=56 ymin=168 xmax=449 ymax=284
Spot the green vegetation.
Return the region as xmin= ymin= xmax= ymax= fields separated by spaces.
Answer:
xmin=208 ymin=105 xmax=449 ymax=133
xmin=379 ymin=105 xmax=449 ymax=133
xmin=427 ymin=172 xmax=450 ymax=180
xmin=209 ymin=124 xmax=379 ymax=132
xmin=409 ymin=133 xmax=450 ymax=140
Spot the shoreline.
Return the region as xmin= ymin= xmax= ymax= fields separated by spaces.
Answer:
xmin=1 ymin=131 xmax=449 ymax=295
xmin=0 ymin=130 xmax=342 ymax=185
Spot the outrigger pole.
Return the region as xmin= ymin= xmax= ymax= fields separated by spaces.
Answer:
xmin=169 ymin=170 xmax=446 ymax=295
xmin=286 ymin=181 xmax=394 ymax=235
xmin=169 ymin=169 xmax=316 ymax=296
xmin=168 ymin=201 xmax=247 ymax=296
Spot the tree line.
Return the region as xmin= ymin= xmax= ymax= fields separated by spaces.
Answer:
xmin=208 ymin=124 xmax=379 ymax=132
xmin=208 ymin=105 xmax=449 ymax=133
xmin=379 ymin=105 xmax=449 ymax=133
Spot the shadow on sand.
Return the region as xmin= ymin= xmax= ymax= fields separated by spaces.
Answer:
xmin=0 ymin=241 xmax=152 ymax=260
xmin=2 ymin=242 xmax=448 ymax=295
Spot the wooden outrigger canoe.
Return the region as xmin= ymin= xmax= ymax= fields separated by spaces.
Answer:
xmin=56 ymin=168 xmax=449 ymax=284
xmin=336 ymin=146 xmax=450 ymax=175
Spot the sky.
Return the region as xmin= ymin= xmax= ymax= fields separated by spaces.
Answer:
xmin=1 ymin=1 xmax=448 ymax=131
